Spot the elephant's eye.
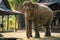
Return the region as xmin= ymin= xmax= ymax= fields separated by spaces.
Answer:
xmin=23 ymin=7 xmax=25 ymax=9
xmin=23 ymin=6 xmax=29 ymax=9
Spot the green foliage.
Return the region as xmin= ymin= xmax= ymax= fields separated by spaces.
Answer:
xmin=8 ymin=0 xmax=25 ymax=10
xmin=8 ymin=0 xmax=36 ymax=10
xmin=30 ymin=0 xmax=36 ymax=2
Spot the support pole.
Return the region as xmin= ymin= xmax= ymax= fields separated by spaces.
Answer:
xmin=7 ymin=15 xmax=9 ymax=31
xmin=2 ymin=15 xmax=4 ymax=31
xmin=14 ymin=15 xmax=17 ymax=32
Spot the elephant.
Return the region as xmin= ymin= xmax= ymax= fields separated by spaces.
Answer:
xmin=18 ymin=1 xmax=53 ymax=39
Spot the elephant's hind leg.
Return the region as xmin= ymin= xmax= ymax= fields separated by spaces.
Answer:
xmin=34 ymin=21 xmax=40 ymax=38
xmin=45 ymin=25 xmax=51 ymax=36
xmin=45 ymin=19 xmax=51 ymax=36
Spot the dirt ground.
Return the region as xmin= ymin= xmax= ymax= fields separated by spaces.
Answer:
xmin=0 ymin=30 xmax=60 ymax=40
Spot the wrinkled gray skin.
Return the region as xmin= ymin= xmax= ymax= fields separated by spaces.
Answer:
xmin=18 ymin=1 xmax=53 ymax=39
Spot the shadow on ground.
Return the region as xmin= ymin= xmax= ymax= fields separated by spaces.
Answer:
xmin=29 ymin=36 xmax=60 ymax=40
xmin=0 ymin=34 xmax=3 ymax=37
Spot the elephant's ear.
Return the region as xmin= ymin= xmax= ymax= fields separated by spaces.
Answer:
xmin=33 ymin=4 xmax=39 ymax=10
xmin=18 ymin=4 xmax=24 ymax=13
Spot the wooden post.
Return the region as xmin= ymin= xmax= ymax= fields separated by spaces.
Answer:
xmin=14 ymin=15 xmax=16 ymax=32
xmin=7 ymin=15 xmax=9 ymax=31
xmin=2 ymin=15 xmax=4 ymax=31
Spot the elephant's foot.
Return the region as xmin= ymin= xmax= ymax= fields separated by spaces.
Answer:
xmin=27 ymin=35 xmax=33 ymax=39
xmin=45 ymin=33 xmax=51 ymax=36
xmin=30 ymin=35 xmax=32 ymax=37
xmin=26 ymin=33 xmax=30 ymax=39
xmin=34 ymin=33 xmax=40 ymax=38
xmin=34 ymin=35 xmax=40 ymax=38
xmin=27 ymin=35 xmax=29 ymax=39
xmin=26 ymin=33 xmax=32 ymax=39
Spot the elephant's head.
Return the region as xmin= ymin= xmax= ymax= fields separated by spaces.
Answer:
xmin=18 ymin=1 xmax=38 ymax=14
xmin=23 ymin=1 xmax=33 ymax=13
xmin=18 ymin=4 xmax=24 ymax=13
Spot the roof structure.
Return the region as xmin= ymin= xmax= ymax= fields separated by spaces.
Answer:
xmin=0 ymin=8 xmax=22 ymax=15
xmin=0 ymin=0 xmax=22 ymax=15
xmin=36 ymin=1 xmax=57 ymax=6
xmin=0 ymin=0 xmax=2 ymax=3
xmin=37 ymin=1 xmax=57 ymax=5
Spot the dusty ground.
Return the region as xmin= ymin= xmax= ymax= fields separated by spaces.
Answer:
xmin=0 ymin=30 xmax=60 ymax=40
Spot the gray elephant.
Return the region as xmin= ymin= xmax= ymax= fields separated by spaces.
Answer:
xmin=18 ymin=1 xmax=53 ymax=39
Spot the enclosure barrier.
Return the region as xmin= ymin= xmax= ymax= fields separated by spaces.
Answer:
xmin=0 ymin=8 xmax=22 ymax=32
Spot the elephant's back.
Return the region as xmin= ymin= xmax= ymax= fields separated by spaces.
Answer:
xmin=35 ymin=4 xmax=53 ymax=25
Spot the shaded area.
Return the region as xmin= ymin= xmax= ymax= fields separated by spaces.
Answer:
xmin=0 ymin=34 xmax=3 ymax=37
xmin=51 ymin=11 xmax=60 ymax=33
xmin=20 ymin=14 xmax=25 ymax=29
xmin=0 ymin=38 xmax=23 ymax=40
xmin=52 ymin=29 xmax=60 ymax=33
xmin=30 ymin=36 xmax=60 ymax=40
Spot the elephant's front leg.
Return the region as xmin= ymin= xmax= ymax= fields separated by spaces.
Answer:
xmin=25 ymin=15 xmax=32 ymax=39
xmin=34 ymin=21 xmax=40 ymax=38
xmin=29 ymin=20 xmax=32 ymax=37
